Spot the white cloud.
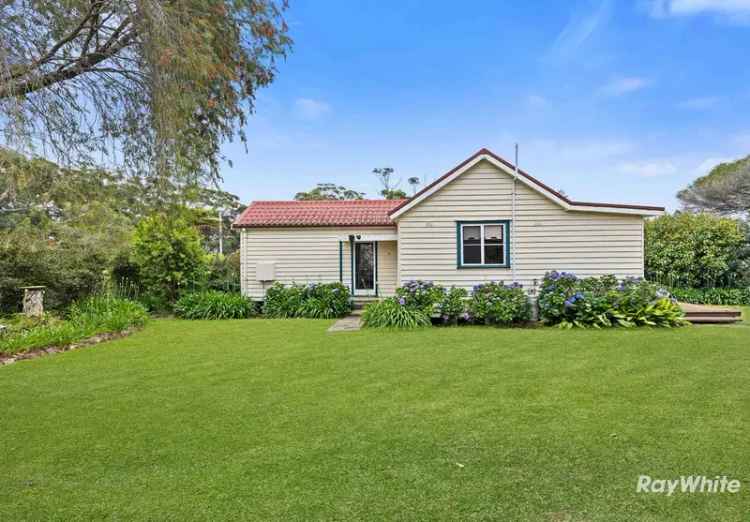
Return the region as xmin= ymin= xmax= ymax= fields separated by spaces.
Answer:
xmin=293 ymin=98 xmax=331 ymax=120
xmin=546 ymin=0 xmax=614 ymax=62
xmin=617 ymin=160 xmax=677 ymax=177
xmin=522 ymin=138 xmax=635 ymax=165
xmin=677 ymin=96 xmax=720 ymax=110
xmin=526 ymin=95 xmax=548 ymax=108
xmin=646 ymin=0 xmax=750 ymax=22
xmin=599 ymin=76 xmax=651 ymax=96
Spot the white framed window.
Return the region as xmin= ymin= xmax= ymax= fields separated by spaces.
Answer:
xmin=457 ymin=221 xmax=510 ymax=268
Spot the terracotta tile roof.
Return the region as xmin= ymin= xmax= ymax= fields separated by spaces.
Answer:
xmin=233 ymin=199 xmax=406 ymax=228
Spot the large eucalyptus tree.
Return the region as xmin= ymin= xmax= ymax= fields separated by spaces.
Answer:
xmin=0 ymin=0 xmax=291 ymax=193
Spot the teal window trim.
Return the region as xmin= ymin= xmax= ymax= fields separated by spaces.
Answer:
xmin=456 ymin=220 xmax=511 ymax=269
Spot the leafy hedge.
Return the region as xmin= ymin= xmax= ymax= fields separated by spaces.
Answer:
xmin=175 ymin=291 xmax=257 ymax=319
xmin=645 ymin=212 xmax=749 ymax=288
xmin=0 ymin=295 xmax=148 ymax=355
xmin=263 ymin=282 xmax=351 ymax=319
xmin=668 ymin=287 xmax=750 ymax=306
xmin=361 ymin=298 xmax=431 ymax=329
xmin=538 ymin=271 xmax=687 ymax=328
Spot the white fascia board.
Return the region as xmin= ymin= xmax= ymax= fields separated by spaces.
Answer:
xmin=564 ymin=206 xmax=664 ymax=217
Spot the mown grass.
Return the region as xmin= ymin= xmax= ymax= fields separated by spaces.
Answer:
xmin=1 ymin=319 xmax=748 ymax=521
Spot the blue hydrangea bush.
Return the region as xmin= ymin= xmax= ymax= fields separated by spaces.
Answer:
xmin=364 ymin=280 xmax=533 ymax=328
xmin=396 ymin=280 xmax=445 ymax=315
xmin=468 ymin=282 xmax=532 ymax=326
xmin=437 ymin=287 xmax=469 ymax=325
xmin=538 ymin=271 xmax=687 ymax=328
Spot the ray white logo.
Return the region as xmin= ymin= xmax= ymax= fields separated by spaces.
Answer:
xmin=636 ymin=475 xmax=741 ymax=495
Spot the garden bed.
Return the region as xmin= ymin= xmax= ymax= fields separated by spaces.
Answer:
xmin=0 ymin=327 xmax=139 ymax=366
xmin=0 ymin=295 xmax=148 ymax=359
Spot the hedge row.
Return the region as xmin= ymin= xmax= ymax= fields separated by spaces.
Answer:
xmin=669 ymin=287 xmax=750 ymax=306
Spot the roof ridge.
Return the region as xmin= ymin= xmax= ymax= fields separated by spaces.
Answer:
xmin=234 ymin=197 xmax=405 ymax=228
xmin=250 ymin=199 xmax=407 ymax=204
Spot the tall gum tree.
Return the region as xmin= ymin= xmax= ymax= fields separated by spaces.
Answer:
xmin=0 ymin=0 xmax=291 ymax=195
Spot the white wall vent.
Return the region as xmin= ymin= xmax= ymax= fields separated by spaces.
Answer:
xmin=256 ymin=261 xmax=276 ymax=282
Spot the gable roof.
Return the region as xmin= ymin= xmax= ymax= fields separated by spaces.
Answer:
xmin=233 ymin=199 xmax=405 ymax=228
xmin=389 ymin=148 xmax=665 ymax=219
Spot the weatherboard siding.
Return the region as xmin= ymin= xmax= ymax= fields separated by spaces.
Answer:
xmin=395 ymin=159 xmax=645 ymax=292
xmin=240 ymin=227 xmax=398 ymax=299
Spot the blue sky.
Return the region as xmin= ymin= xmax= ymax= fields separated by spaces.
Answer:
xmin=220 ymin=0 xmax=750 ymax=210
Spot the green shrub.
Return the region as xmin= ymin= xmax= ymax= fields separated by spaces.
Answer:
xmin=538 ymin=271 xmax=687 ymax=328
xmin=668 ymin=287 xmax=750 ymax=306
xmin=174 ymin=291 xmax=256 ymax=319
xmin=299 ymin=282 xmax=351 ymax=318
xmin=438 ymin=287 xmax=468 ymax=325
xmin=645 ymin=212 xmax=749 ymax=288
xmin=263 ymin=283 xmax=305 ymax=318
xmin=0 ymin=295 xmax=148 ymax=355
xmin=362 ymin=298 xmax=431 ymax=329
xmin=396 ymin=280 xmax=445 ymax=315
xmin=263 ymin=282 xmax=351 ymax=319
xmin=625 ymin=297 xmax=689 ymax=328
xmin=0 ymin=222 xmax=129 ymax=314
xmin=468 ymin=282 xmax=532 ymax=326
xmin=132 ymin=212 xmax=208 ymax=306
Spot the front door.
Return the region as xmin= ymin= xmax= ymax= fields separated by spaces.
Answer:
xmin=354 ymin=242 xmax=376 ymax=295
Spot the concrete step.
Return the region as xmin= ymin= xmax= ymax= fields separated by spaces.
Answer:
xmin=351 ymin=299 xmax=380 ymax=309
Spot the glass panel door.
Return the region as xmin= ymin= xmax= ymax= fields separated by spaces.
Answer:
xmin=354 ymin=242 xmax=375 ymax=293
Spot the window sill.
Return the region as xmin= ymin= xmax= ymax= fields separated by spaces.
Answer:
xmin=457 ymin=264 xmax=511 ymax=269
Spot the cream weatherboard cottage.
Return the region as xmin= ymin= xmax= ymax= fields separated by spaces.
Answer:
xmin=233 ymin=148 xmax=664 ymax=301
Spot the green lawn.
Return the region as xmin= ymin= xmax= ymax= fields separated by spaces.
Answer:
xmin=1 ymin=319 xmax=749 ymax=521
